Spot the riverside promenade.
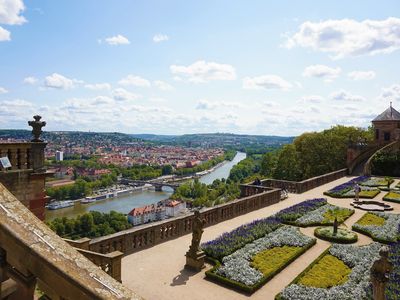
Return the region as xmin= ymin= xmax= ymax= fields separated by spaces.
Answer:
xmin=121 ymin=176 xmax=400 ymax=300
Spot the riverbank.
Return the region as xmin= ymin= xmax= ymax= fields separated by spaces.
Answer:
xmin=45 ymin=152 xmax=247 ymax=220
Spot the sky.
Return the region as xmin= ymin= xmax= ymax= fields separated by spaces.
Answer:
xmin=1 ymin=0 xmax=400 ymax=136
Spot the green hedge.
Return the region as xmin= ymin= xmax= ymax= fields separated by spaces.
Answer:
xmin=205 ymin=240 xmax=316 ymax=294
xmin=383 ymin=191 xmax=400 ymax=203
xmin=351 ymin=226 xmax=395 ymax=244
xmin=314 ymin=227 xmax=358 ymax=244
xmin=283 ymin=208 xmax=354 ymax=228
xmin=275 ymin=247 xmax=331 ymax=300
xmin=323 ymin=190 xmax=380 ymax=199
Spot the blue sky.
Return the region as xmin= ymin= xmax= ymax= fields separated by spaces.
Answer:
xmin=1 ymin=0 xmax=400 ymax=135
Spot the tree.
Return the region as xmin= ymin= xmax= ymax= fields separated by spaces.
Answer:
xmin=162 ymin=165 xmax=173 ymax=175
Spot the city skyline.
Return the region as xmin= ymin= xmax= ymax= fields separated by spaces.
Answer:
xmin=1 ymin=0 xmax=400 ymax=135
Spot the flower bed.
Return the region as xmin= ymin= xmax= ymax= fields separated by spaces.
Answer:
xmin=201 ymin=216 xmax=282 ymax=261
xmin=324 ymin=176 xmax=380 ymax=199
xmin=278 ymin=243 xmax=383 ymax=300
xmin=206 ymin=226 xmax=316 ymax=294
xmin=314 ymin=227 xmax=358 ymax=244
xmin=352 ymin=212 xmax=400 ymax=243
xmin=383 ymin=191 xmax=400 ymax=204
xmin=274 ymin=198 xmax=327 ymax=224
xmin=294 ymin=204 xmax=354 ymax=227
xmin=386 ymin=225 xmax=400 ymax=299
xmin=360 ymin=176 xmax=393 ymax=187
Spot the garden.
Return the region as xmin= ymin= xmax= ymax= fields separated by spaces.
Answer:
xmin=275 ymin=198 xmax=354 ymax=227
xmin=324 ymin=176 xmax=381 ymax=199
xmin=383 ymin=190 xmax=400 ymax=203
xmin=352 ymin=212 xmax=400 ymax=243
xmin=202 ymin=198 xmax=355 ymax=293
xmin=277 ymin=243 xmax=383 ymax=299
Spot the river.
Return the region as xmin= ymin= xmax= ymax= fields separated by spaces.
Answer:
xmin=45 ymin=151 xmax=246 ymax=221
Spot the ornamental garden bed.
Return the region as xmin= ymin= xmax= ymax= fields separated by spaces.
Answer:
xmin=360 ymin=176 xmax=393 ymax=188
xmin=324 ymin=176 xmax=380 ymax=199
xmin=386 ymin=225 xmax=400 ymax=300
xmin=204 ymin=226 xmax=316 ymax=294
xmin=314 ymin=227 xmax=358 ymax=244
xmin=275 ymin=198 xmax=354 ymax=227
xmin=352 ymin=212 xmax=400 ymax=243
xmin=277 ymin=243 xmax=383 ymax=300
xmin=383 ymin=190 xmax=400 ymax=203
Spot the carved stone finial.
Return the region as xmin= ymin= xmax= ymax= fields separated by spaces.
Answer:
xmin=28 ymin=115 xmax=46 ymax=142
xmin=370 ymin=246 xmax=393 ymax=300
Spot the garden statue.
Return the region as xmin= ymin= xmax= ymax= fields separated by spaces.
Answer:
xmin=354 ymin=183 xmax=360 ymax=202
xmin=185 ymin=210 xmax=206 ymax=271
xmin=370 ymin=246 xmax=392 ymax=300
xmin=28 ymin=115 xmax=46 ymax=142
xmin=333 ymin=217 xmax=338 ymax=236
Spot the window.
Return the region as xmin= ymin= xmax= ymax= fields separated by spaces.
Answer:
xmin=384 ymin=132 xmax=391 ymax=141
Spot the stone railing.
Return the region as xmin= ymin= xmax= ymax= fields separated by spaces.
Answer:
xmin=364 ymin=140 xmax=400 ymax=175
xmin=64 ymin=237 xmax=124 ymax=282
xmin=347 ymin=144 xmax=382 ymax=174
xmin=0 ymin=183 xmax=141 ymax=300
xmin=260 ymin=168 xmax=348 ymax=194
xmin=88 ymin=188 xmax=281 ymax=255
xmin=0 ymin=142 xmax=46 ymax=172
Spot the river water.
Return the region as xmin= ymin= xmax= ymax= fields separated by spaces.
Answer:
xmin=45 ymin=152 xmax=246 ymax=221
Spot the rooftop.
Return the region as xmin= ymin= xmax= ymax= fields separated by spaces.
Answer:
xmin=373 ymin=105 xmax=400 ymax=122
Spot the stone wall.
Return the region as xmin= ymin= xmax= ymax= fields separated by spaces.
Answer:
xmin=260 ymin=168 xmax=348 ymax=194
xmin=0 ymin=142 xmax=48 ymax=220
xmin=88 ymin=187 xmax=281 ymax=255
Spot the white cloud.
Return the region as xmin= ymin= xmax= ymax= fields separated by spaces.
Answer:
xmin=0 ymin=87 xmax=8 ymax=94
xmin=104 ymin=34 xmax=130 ymax=45
xmin=329 ymin=90 xmax=365 ymax=102
xmin=153 ymin=34 xmax=169 ymax=43
xmin=347 ymin=70 xmax=376 ymax=81
xmin=0 ymin=26 xmax=10 ymax=41
xmin=242 ymin=75 xmax=292 ymax=90
xmin=170 ymin=60 xmax=236 ymax=83
xmin=154 ymin=80 xmax=173 ymax=91
xmin=23 ymin=76 xmax=38 ymax=85
xmin=84 ymin=83 xmax=111 ymax=90
xmin=112 ymin=88 xmax=140 ymax=101
xmin=195 ymin=99 xmax=244 ymax=110
xmin=0 ymin=0 xmax=26 ymax=25
xmin=379 ymin=84 xmax=400 ymax=102
xmin=286 ymin=17 xmax=400 ymax=59
xmin=118 ymin=75 xmax=151 ymax=87
xmin=299 ymin=95 xmax=324 ymax=103
xmin=44 ymin=73 xmax=81 ymax=89
xmin=302 ymin=64 xmax=341 ymax=81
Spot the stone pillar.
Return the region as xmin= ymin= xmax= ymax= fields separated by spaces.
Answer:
xmin=30 ymin=143 xmax=46 ymax=173
xmin=371 ymin=246 xmax=392 ymax=300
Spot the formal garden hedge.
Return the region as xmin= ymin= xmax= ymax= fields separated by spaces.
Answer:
xmin=277 ymin=243 xmax=383 ymax=299
xmin=352 ymin=212 xmax=400 ymax=243
xmin=383 ymin=191 xmax=400 ymax=204
xmin=204 ymin=226 xmax=316 ymax=294
xmin=324 ymin=176 xmax=380 ymax=199
xmin=314 ymin=227 xmax=358 ymax=244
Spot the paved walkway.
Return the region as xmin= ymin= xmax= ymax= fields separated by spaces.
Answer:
xmin=121 ymin=176 xmax=400 ymax=300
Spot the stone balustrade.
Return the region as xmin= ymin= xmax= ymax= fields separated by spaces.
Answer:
xmin=88 ymin=187 xmax=281 ymax=255
xmin=260 ymin=168 xmax=348 ymax=194
xmin=0 ymin=182 xmax=141 ymax=300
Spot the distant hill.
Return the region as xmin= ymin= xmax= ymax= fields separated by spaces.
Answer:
xmin=130 ymin=132 xmax=294 ymax=152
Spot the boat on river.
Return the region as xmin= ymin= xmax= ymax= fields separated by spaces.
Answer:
xmin=46 ymin=200 xmax=75 ymax=210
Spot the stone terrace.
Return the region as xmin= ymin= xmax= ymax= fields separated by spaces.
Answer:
xmin=121 ymin=176 xmax=400 ymax=300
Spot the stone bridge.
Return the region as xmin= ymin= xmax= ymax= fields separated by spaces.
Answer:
xmin=120 ymin=178 xmax=181 ymax=191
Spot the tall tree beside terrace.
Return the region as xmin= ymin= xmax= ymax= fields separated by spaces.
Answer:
xmin=273 ymin=144 xmax=302 ymax=181
xmin=266 ymin=125 xmax=372 ymax=181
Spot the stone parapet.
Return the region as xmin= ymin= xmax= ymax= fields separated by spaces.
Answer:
xmin=89 ymin=188 xmax=281 ymax=255
xmin=260 ymin=168 xmax=348 ymax=194
xmin=0 ymin=182 xmax=140 ymax=299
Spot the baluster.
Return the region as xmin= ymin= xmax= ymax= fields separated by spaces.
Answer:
xmin=19 ymin=148 xmax=27 ymax=169
xmin=8 ymin=149 xmax=18 ymax=170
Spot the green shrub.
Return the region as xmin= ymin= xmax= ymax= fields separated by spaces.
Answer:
xmin=297 ymin=254 xmax=351 ymax=288
xmin=314 ymin=227 xmax=358 ymax=244
xmin=322 ymin=208 xmax=354 ymax=224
